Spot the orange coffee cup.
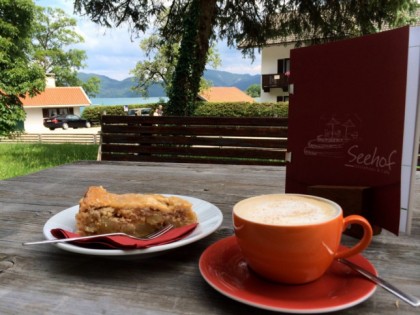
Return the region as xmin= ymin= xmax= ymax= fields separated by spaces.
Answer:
xmin=233 ymin=194 xmax=373 ymax=284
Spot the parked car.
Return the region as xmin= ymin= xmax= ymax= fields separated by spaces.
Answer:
xmin=127 ymin=108 xmax=152 ymax=116
xmin=43 ymin=114 xmax=91 ymax=130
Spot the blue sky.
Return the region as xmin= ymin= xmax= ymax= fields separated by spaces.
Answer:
xmin=34 ymin=0 xmax=261 ymax=80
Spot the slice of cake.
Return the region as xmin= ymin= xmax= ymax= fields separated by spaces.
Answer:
xmin=76 ymin=186 xmax=198 ymax=237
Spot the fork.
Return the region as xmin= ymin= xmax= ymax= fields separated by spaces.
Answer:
xmin=22 ymin=224 xmax=174 ymax=245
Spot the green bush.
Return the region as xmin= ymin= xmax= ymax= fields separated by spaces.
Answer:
xmin=193 ymin=101 xmax=288 ymax=117
xmin=81 ymin=103 xmax=165 ymax=124
xmin=82 ymin=101 xmax=288 ymax=122
xmin=82 ymin=105 xmax=124 ymax=123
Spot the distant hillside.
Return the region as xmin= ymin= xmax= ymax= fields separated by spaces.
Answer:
xmin=78 ymin=70 xmax=260 ymax=98
xmin=77 ymin=73 xmax=165 ymax=97
xmin=203 ymin=69 xmax=260 ymax=91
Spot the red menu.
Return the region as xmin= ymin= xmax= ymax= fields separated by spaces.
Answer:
xmin=286 ymin=26 xmax=420 ymax=235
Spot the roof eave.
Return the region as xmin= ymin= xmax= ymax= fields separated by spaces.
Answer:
xmin=23 ymin=104 xmax=90 ymax=108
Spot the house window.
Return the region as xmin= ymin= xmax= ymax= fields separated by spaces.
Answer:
xmin=58 ymin=108 xmax=68 ymax=115
xmin=277 ymin=58 xmax=290 ymax=74
xmin=42 ymin=107 xmax=74 ymax=117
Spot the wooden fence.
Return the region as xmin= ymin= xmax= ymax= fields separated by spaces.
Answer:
xmin=100 ymin=116 xmax=288 ymax=165
xmin=1 ymin=125 xmax=419 ymax=167
xmin=99 ymin=115 xmax=420 ymax=167
xmin=0 ymin=133 xmax=100 ymax=145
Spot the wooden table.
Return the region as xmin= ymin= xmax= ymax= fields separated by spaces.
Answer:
xmin=0 ymin=161 xmax=419 ymax=314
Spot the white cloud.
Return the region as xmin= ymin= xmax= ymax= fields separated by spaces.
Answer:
xmin=72 ymin=20 xmax=144 ymax=79
xmin=34 ymin=0 xmax=261 ymax=80
xmin=215 ymin=41 xmax=261 ymax=75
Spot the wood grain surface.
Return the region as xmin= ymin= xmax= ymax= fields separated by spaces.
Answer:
xmin=0 ymin=161 xmax=418 ymax=315
xmin=100 ymin=115 xmax=288 ymax=165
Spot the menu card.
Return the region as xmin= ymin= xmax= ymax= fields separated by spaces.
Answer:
xmin=286 ymin=26 xmax=420 ymax=235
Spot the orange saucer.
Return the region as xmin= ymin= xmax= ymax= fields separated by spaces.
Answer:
xmin=199 ymin=236 xmax=377 ymax=313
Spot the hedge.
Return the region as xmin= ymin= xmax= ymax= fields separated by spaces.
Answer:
xmin=81 ymin=101 xmax=289 ymax=124
xmin=193 ymin=101 xmax=288 ymax=117
xmin=82 ymin=103 xmax=163 ymax=125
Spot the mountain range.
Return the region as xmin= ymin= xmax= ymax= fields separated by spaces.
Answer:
xmin=78 ymin=69 xmax=260 ymax=98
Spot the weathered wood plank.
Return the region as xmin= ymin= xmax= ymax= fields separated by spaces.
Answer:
xmin=101 ymin=115 xmax=289 ymax=126
xmin=101 ymin=143 xmax=285 ymax=157
xmin=0 ymin=133 xmax=101 ymax=144
xmin=0 ymin=161 xmax=419 ymax=314
xmin=100 ymin=153 xmax=286 ymax=165
xmin=100 ymin=116 xmax=288 ymax=165
xmin=101 ymin=124 xmax=288 ymax=137
xmin=101 ymin=134 xmax=287 ymax=147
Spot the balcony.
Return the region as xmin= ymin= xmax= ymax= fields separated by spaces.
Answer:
xmin=262 ymin=73 xmax=289 ymax=92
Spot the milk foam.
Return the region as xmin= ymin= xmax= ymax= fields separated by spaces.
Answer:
xmin=236 ymin=195 xmax=338 ymax=225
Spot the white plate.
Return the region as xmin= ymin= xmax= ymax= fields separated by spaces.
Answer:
xmin=43 ymin=195 xmax=223 ymax=257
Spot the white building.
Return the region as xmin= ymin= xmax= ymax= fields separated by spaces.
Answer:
xmin=260 ymin=43 xmax=291 ymax=103
xmin=20 ymin=77 xmax=91 ymax=132
xmin=258 ymin=9 xmax=420 ymax=103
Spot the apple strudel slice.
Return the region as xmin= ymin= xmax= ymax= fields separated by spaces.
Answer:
xmin=76 ymin=186 xmax=197 ymax=237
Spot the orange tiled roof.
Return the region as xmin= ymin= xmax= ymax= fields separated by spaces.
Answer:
xmin=20 ymin=87 xmax=91 ymax=107
xmin=198 ymin=87 xmax=255 ymax=103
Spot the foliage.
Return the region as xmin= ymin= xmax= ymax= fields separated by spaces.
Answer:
xmin=221 ymin=1 xmax=420 ymax=53
xmin=130 ymin=35 xmax=176 ymax=97
xmin=82 ymin=105 xmax=125 ymax=122
xmin=81 ymin=76 xmax=101 ymax=97
xmin=0 ymin=0 xmax=45 ymax=136
xmin=0 ymin=98 xmax=26 ymax=135
xmin=81 ymin=103 xmax=164 ymax=122
xmin=73 ymin=0 xmax=419 ymax=115
xmin=130 ymin=34 xmax=220 ymax=97
xmin=0 ymin=143 xmax=98 ymax=180
xmin=194 ymin=102 xmax=288 ymax=118
xmin=32 ymin=6 xmax=100 ymax=97
xmin=246 ymin=84 xmax=261 ymax=98
xmin=167 ymin=0 xmax=218 ymax=116
xmin=82 ymin=101 xmax=287 ymax=120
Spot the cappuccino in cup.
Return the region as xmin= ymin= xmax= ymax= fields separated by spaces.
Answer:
xmin=233 ymin=194 xmax=373 ymax=284
xmin=234 ymin=194 xmax=339 ymax=226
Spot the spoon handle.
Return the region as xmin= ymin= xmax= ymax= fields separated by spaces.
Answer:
xmin=339 ymin=258 xmax=420 ymax=307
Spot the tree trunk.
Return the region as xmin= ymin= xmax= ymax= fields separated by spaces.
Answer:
xmin=167 ymin=0 xmax=217 ymax=116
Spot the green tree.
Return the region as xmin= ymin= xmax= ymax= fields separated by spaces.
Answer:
xmin=0 ymin=0 xmax=45 ymax=136
xmin=32 ymin=6 xmax=100 ymax=97
xmin=246 ymin=84 xmax=261 ymax=98
xmin=130 ymin=34 xmax=220 ymax=97
xmin=166 ymin=0 xmax=217 ymax=115
xmin=81 ymin=76 xmax=101 ymax=98
xmin=73 ymin=0 xmax=419 ymax=115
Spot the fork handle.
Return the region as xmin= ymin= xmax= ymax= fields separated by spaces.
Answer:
xmin=22 ymin=233 xmax=124 ymax=245
xmin=23 ymin=224 xmax=174 ymax=246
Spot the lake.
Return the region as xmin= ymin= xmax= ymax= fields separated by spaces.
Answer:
xmin=91 ymin=97 xmax=168 ymax=106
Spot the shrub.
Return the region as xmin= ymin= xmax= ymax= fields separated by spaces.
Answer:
xmin=193 ymin=101 xmax=288 ymax=117
xmin=81 ymin=103 xmax=166 ymax=124
xmin=81 ymin=101 xmax=288 ymax=122
xmin=82 ymin=105 xmax=124 ymax=124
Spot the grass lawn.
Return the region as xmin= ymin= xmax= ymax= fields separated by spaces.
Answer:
xmin=0 ymin=143 xmax=99 ymax=180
